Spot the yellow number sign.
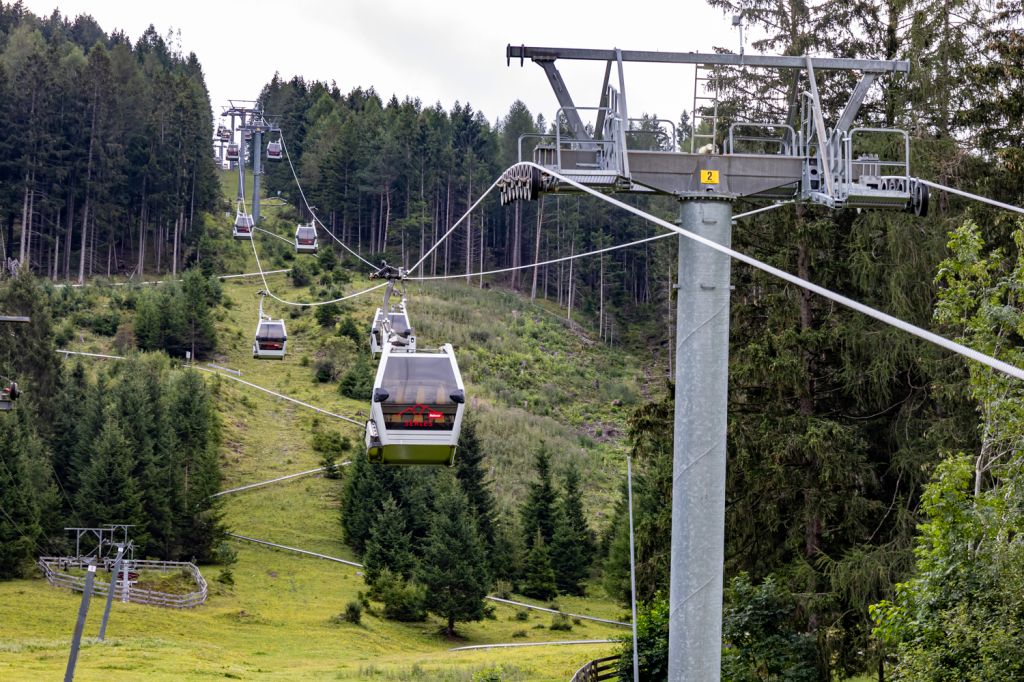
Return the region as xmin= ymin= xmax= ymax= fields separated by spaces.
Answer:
xmin=700 ymin=169 xmax=720 ymax=184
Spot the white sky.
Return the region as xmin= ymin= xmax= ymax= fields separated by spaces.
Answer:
xmin=22 ymin=0 xmax=743 ymax=130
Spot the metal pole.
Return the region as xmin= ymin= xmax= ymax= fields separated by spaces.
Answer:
xmin=253 ymin=129 xmax=263 ymax=223
xmin=98 ymin=545 xmax=125 ymax=641
xmin=64 ymin=563 xmax=97 ymax=682
xmin=627 ymin=454 xmax=640 ymax=682
xmin=669 ymin=199 xmax=732 ymax=681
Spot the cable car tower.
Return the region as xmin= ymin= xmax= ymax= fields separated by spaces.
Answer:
xmin=0 ymin=314 xmax=29 ymax=411
xmin=503 ymin=43 xmax=928 ymax=681
xmin=222 ymin=101 xmax=281 ymax=225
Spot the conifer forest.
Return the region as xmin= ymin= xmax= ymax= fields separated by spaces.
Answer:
xmin=2 ymin=1 xmax=1024 ymax=680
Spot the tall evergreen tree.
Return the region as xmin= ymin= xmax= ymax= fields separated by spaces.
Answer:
xmin=521 ymin=445 xmax=557 ymax=548
xmin=418 ymin=477 xmax=489 ymax=636
xmin=74 ymin=408 xmax=145 ymax=533
xmin=454 ymin=415 xmax=496 ymax=552
xmin=363 ymin=495 xmax=416 ymax=587
xmin=521 ymin=530 xmax=557 ymax=601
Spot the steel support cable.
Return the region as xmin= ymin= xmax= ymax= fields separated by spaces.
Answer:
xmin=253 ymin=226 xmax=294 ymax=246
xmin=408 ymin=175 xmax=505 ymax=277
xmin=917 ymin=179 xmax=1024 ymax=217
xmin=277 ymin=134 xmax=376 ymax=268
xmin=405 ymin=203 xmax=788 ymax=282
xmin=514 ymin=162 xmax=1024 ymax=382
xmin=242 ymin=193 xmax=387 ymax=308
xmin=193 ymin=366 xmax=363 ymax=426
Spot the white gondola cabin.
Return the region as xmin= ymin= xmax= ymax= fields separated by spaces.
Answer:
xmin=226 ymin=143 xmax=239 ymax=161
xmin=233 ymin=211 xmax=254 ymax=239
xmin=370 ymin=304 xmax=415 ymax=355
xmin=294 ymin=223 xmax=318 ymax=254
xmin=267 ymin=140 xmax=283 ymax=160
xmin=365 ymin=343 xmax=465 ymax=466
xmin=0 ymin=381 xmax=18 ymax=412
xmin=217 ymin=125 xmax=232 ymax=141
xmin=253 ymin=319 xmax=287 ymax=359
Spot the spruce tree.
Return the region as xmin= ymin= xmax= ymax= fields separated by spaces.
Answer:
xmin=454 ymin=415 xmax=496 ymax=551
xmin=342 ymin=450 xmax=391 ymax=553
xmin=363 ymin=495 xmax=416 ymax=587
xmin=419 ymin=477 xmax=489 ymax=636
xmin=74 ymin=410 xmax=145 ymax=533
xmin=560 ymin=461 xmax=595 ymax=566
xmin=521 ymin=530 xmax=558 ymax=600
xmin=0 ymin=408 xmax=54 ymax=577
xmin=490 ymin=516 xmax=526 ymax=586
xmin=550 ymin=507 xmax=587 ymax=596
xmin=521 ymin=445 xmax=557 ymax=548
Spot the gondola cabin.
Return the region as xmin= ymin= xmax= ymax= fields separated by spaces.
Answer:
xmin=233 ymin=211 xmax=254 ymax=240
xmin=0 ymin=381 xmax=18 ymax=412
xmin=365 ymin=343 xmax=464 ymax=466
xmin=267 ymin=140 xmax=283 ymax=160
xmin=370 ymin=306 xmax=415 ymax=355
xmin=253 ymin=319 xmax=287 ymax=359
xmin=294 ymin=223 xmax=318 ymax=254
xmin=226 ymin=143 xmax=239 ymax=161
xmin=217 ymin=126 xmax=232 ymax=141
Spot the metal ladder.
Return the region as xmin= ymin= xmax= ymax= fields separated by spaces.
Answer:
xmin=690 ymin=64 xmax=722 ymax=153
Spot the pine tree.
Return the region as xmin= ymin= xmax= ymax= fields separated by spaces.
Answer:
xmin=490 ymin=516 xmax=526 ymax=586
xmin=74 ymin=409 xmax=145 ymax=533
xmin=454 ymin=415 xmax=496 ymax=552
xmin=521 ymin=446 xmax=557 ymax=548
xmin=363 ymin=495 xmax=416 ymax=587
xmin=341 ymin=450 xmax=392 ymax=554
xmin=550 ymin=506 xmax=587 ymax=595
xmin=0 ymin=407 xmax=54 ymax=578
xmin=521 ymin=530 xmax=558 ymax=601
xmin=418 ymin=477 xmax=489 ymax=636
xmin=559 ymin=460 xmax=595 ymax=566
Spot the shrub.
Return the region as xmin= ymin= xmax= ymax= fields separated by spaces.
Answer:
xmin=373 ymin=572 xmax=427 ymax=622
xmin=216 ymin=568 xmax=234 ymax=585
xmin=514 ymin=609 xmax=529 ymax=621
xmin=550 ymin=614 xmax=573 ymax=631
xmin=342 ymin=600 xmax=362 ymax=624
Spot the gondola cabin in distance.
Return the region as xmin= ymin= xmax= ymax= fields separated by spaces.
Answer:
xmin=365 ymin=342 xmax=465 ymax=466
xmin=253 ymin=319 xmax=287 ymax=359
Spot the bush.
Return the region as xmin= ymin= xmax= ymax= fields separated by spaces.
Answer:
xmin=511 ymin=629 xmax=528 ymax=638
xmin=514 ymin=609 xmax=529 ymax=622
xmin=314 ymin=302 xmax=340 ymax=328
xmin=342 ymin=600 xmax=362 ymax=624
xmin=216 ymin=568 xmax=234 ymax=585
xmin=290 ymin=261 xmax=311 ymax=287
xmin=493 ymin=579 xmax=514 ymax=600
xmin=374 ymin=572 xmax=427 ymax=622
xmin=550 ymin=613 xmax=573 ymax=631
xmin=338 ymin=355 xmax=374 ymax=400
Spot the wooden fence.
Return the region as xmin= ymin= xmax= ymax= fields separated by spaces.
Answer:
xmin=569 ymin=655 xmax=619 ymax=682
xmin=38 ymin=556 xmax=208 ymax=609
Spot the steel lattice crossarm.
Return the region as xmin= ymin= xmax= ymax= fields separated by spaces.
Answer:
xmin=500 ymin=44 xmax=929 ymax=216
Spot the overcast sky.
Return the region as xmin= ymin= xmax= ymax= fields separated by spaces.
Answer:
xmin=22 ymin=0 xmax=744 ymax=131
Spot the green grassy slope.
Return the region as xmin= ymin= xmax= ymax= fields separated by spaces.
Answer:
xmin=0 ymin=172 xmax=648 ymax=680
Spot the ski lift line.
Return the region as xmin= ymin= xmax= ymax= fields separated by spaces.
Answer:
xmin=57 ymin=350 xmax=127 ymax=360
xmin=277 ymin=134 xmax=376 ymax=268
xmin=253 ymin=226 xmax=295 ymax=246
xmin=241 ymin=193 xmax=388 ymax=307
xmin=219 ymin=269 xmax=291 ymax=280
xmin=485 ymin=596 xmax=631 ymax=627
xmin=916 ymin=179 xmax=1024 ymax=217
xmin=448 ymin=640 xmax=618 ymax=652
xmin=403 ymin=202 xmax=805 ymax=282
xmin=408 ymin=175 xmax=505 ymax=277
xmin=211 ymin=462 xmax=351 ymax=498
xmin=247 ymin=230 xmax=387 ymax=307
xmin=518 ymin=162 xmax=1024 ymax=383
xmin=227 ymin=533 xmax=364 ymax=568
xmin=408 ymin=232 xmax=674 ymax=281
xmin=193 ymin=367 xmax=363 ymax=426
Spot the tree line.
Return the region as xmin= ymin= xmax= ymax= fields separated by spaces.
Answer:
xmin=0 ymin=3 xmax=219 ymax=283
